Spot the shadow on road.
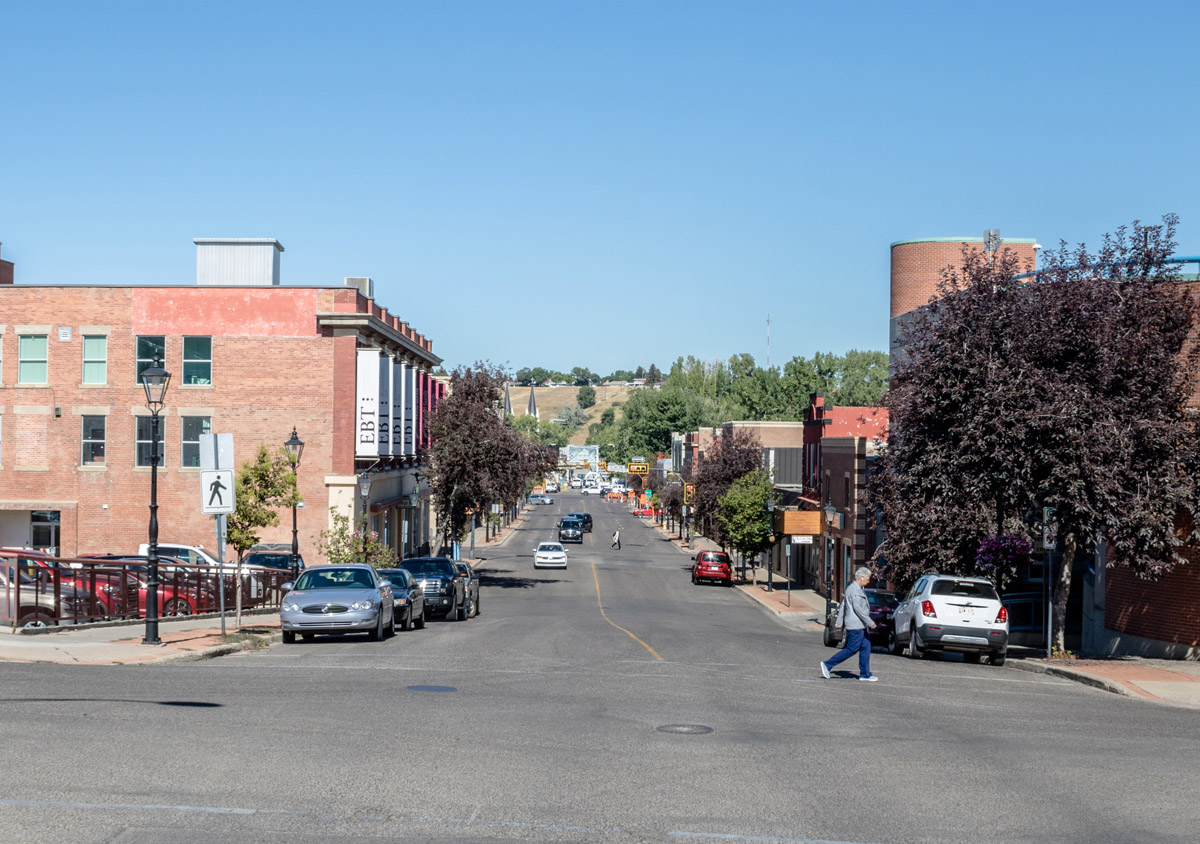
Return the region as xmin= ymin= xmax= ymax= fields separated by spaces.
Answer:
xmin=478 ymin=572 xmax=566 ymax=589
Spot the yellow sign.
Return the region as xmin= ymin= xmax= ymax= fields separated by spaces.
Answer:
xmin=599 ymin=461 xmax=607 ymax=471
xmin=628 ymin=461 xmax=649 ymax=475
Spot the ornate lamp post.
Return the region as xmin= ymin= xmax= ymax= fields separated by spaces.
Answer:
xmin=284 ymin=428 xmax=305 ymax=582
xmin=358 ymin=470 xmax=373 ymax=565
xmin=141 ymin=355 xmax=171 ymax=646
xmin=764 ymin=496 xmax=777 ymax=592
xmin=823 ymin=498 xmax=837 ymax=624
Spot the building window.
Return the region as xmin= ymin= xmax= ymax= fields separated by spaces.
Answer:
xmin=183 ymin=336 xmax=212 ymax=385
xmin=81 ymin=415 xmax=106 ymax=466
xmin=136 ymin=416 xmax=165 ymax=468
xmin=82 ymin=335 xmax=107 ymax=385
xmin=136 ymin=336 xmax=165 ymax=383
xmin=181 ymin=415 xmax=211 ymax=467
xmin=18 ymin=334 xmax=48 ymax=384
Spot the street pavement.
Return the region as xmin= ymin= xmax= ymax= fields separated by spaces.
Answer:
xmin=2 ymin=492 xmax=1198 ymax=844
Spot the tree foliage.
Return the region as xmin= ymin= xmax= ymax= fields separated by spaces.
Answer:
xmin=226 ymin=445 xmax=299 ymax=560
xmin=870 ymin=215 xmax=1200 ymax=650
xmin=716 ymin=470 xmax=775 ymax=560
xmin=577 ymin=385 xmax=596 ymax=408
xmin=691 ymin=428 xmax=764 ymax=548
xmin=318 ymin=510 xmax=398 ymax=569
xmin=430 ymin=362 xmax=559 ymax=543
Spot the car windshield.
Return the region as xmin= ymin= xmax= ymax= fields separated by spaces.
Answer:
xmin=400 ymin=559 xmax=455 ymax=577
xmin=245 ymin=553 xmax=292 ymax=569
xmin=379 ymin=571 xmax=409 ymax=587
xmin=931 ymin=580 xmax=999 ymax=600
xmin=538 ymin=543 xmax=564 ymax=553
xmin=701 ymin=553 xmax=729 ymax=563
xmin=560 ymin=520 xmax=582 ymax=528
xmin=867 ymin=591 xmax=899 ymax=608
xmin=293 ymin=568 xmax=375 ymax=591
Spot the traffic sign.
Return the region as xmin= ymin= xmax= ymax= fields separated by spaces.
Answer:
xmin=201 ymin=470 xmax=235 ymax=515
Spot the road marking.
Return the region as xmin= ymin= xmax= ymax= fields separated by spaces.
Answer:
xmin=670 ymin=832 xmax=880 ymax=844
xmin=591 ymin=561 xmax=663 ymax=661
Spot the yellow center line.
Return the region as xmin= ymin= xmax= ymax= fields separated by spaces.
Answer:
xmin=590 ymin=561 xmax=663 ymax=661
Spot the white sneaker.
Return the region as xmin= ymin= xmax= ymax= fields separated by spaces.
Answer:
xmin=859 ymin=675 xmax=879 ymax=682
xmin=820 ymin=662 xmax=831 ymax=679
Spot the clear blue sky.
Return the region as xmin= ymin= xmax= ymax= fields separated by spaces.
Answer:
xmin=3 ymin=1 xmax=1197 ymax=375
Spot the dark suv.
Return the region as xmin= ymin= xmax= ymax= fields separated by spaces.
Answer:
xmin=399 ymin=557 xmax=468 ymax=621
xmin=566 ymin=513 xmax=593 ymax=532
xmin=558 ymin=518 xmax=584 ymax=543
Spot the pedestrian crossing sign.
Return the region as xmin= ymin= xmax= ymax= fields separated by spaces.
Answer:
xmin=201 ymin=470 xmax=236 ymax=514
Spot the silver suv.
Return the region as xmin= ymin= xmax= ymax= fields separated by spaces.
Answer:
xmin=889 ymin=574 xmax=1009 ymax=665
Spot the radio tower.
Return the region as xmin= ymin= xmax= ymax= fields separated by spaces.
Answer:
xmin=766 ymin=313 xmax=771 ymax=368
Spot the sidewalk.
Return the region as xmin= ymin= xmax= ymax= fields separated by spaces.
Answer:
xmin=460 ymin=504 xmax=530 ymax=561
xmin=644 ymin=514 xmax=1200 ymax=709
xmin=0 ymin=613 xmax=280 ymax=665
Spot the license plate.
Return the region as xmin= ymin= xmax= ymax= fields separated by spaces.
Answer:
xmin=959 ymin=607 xmax=973 ymax=614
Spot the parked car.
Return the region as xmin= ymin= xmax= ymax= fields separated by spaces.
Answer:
xmin=243 ymin=543 xmax=303 ymax=571
xmin=558 ymin=518 xmax=584 ymax=543
xmin=544 ymin=482 xmax=561 ymax=493
xmin=0 ymin=566 xmax=83 ymax=627
xmin=566 ymin=512 xmax=593 ymax=532
xmin=580 ymin=485 xmax=602 ymax=496
xmin=633 ymin=506 xmax=654 ymax=517
xmin=691 ymin=550 xmax=733 ymax=586
xmin=398 ymin=557 xmax=468 ymax=621
xmin=280 ymin=564 xmax=394 ymax=642
xmin=453 ymin=561 xmax=481 ymax=618
xmin=890 ymin=574 xmax=1009 ymax=665
xmin=569 ymin=478 xmax=583 ymax=489
xmin=376 ymin=568 xmax=426 ymax=631
xmin=529 ymin=494 xmax=554 ymax=505
xmin=822 ymin=588 xmax=898 ymax=648
xmin=38 ymin=553 xmax=214 ymax=618
xmin=534 ymin=542 xmax=568 ymax=568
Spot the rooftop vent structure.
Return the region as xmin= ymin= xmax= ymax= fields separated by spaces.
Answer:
xmin=194 ymin=238 xmax=284 ymax=286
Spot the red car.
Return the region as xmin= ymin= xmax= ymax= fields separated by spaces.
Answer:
xmin=691 ymin=551 xmax=733 ymax=586
xmin=633 ymin=507 xmax=655 ymax=517
xmin=19 ymin=552 xmax=214 ymax=618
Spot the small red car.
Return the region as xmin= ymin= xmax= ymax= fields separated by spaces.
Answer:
xmin=691 ymin=551 xmax=733 ymax=586
xmin=633 ymin=507 xmax=655 ymax=517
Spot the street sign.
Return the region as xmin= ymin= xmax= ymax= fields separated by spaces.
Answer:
xmin=201 ymin=470 xmax=235 ymax=515
xmin=793 ymin=535 xmax=814 ymax=544
xmin=683 ymin=482 xmax=695 ymax=505
xmin=198 ymin=433 xmax=234 ymax=471
xmin=1042 ymin=507 xmax=1058 ymax=550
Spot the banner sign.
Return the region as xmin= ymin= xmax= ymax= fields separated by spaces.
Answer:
xmin=378 ymin=354 xmax=392 ymax=456
xmin=356 ymin=349 xmax=380 ymax=458
xmin=403 ymin=364 xmax=416 ymax=455
xmin=392 ymin=358 xmax=405 ymax=456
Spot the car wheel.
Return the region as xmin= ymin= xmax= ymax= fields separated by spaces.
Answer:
xmin=455 ymin=597 xmax=467 ymax=621
xmin=369 ymin=612 xmax=384 ymax=641
xmin=385 ymin=610 xmax=396 ymax=638
xmin=964 ymin=652 xmax=983 ymax=664
xmin=281 ymin=630 xmax=296 ymax=644
xmin=908 ymin=626 xmax=925 ymax=659
xmin=415 ymin=608 xmax=426 ymax=629
xmin=400 ymin=606 xmax=411 ymax=631
xmin=822 ymin=624 xmax=837 ymax=647
xmin=692 ymin=572 xmax=699 ymax=585
xmin=887 ymin=629 xmax=903 ymax=656
xmin=19 ymin=610 xmax=55 ymax=628
xmin=990 ymin=650 xmax=1007 ymax=666
xmin=472 ymin=594 xmax=480 ymax=617
xmin=465 ymin=595 xmax=476 ymax=618
xmin=164 ymin=598 xmax=192 ymax=617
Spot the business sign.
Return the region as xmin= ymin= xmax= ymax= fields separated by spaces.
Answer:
xmin=356 ymin=349 xmax=380 ymax=458
xmin=628 ymin=461 xmax=649 ymax=475
xmin=403 ymin=363 xmax=416 ymax=455
xmin=392 ymin=358 xmax=406 ymax=455
xmin=792 ymin=535 xmax=814 ymax=545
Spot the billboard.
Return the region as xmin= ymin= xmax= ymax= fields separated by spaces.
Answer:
xmin=566 ymin=445 xmax=600 ymax=466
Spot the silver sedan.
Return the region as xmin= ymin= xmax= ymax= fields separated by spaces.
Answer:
xmin=280 ymin=564 xmax=394 ymax=642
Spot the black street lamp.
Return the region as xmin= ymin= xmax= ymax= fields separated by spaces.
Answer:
xmin=823 ymin=498 xmax=837 ymax=624
xmin=765 ymin=496 xmax=777 ymax=592
xmin=284 ymin=428 xmax=305 ymax=582
xmin=358 ymin=470 xmax=373 ymax=565
xmin=141 ymin=355 xmax=171 ymax=646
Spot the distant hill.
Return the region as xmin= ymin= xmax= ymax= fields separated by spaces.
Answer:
xmin=509 ymin=384 xmax=632 ymax=445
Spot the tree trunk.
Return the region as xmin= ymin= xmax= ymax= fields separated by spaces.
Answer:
xmin=1052 ymin=532 xmax=1076 ymax=654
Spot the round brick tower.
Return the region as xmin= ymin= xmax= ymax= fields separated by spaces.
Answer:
xmin=890 ymin=236 xmax=1040 ymax=320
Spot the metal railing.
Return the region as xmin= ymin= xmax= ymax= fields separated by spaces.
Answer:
xmin=1 ymin=550 xmax=291 ymax=630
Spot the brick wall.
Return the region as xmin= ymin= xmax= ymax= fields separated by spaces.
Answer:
xmin=890 ymin=239 xmax=1039 ymax=319
xmin=1106 ymin=554 xmax=1200 ymax=647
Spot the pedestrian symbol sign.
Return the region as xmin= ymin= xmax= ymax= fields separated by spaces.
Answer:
xmin=201 ymin=470 xmax=235 ymax=515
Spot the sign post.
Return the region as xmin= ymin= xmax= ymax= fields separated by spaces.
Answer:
xmin=200 ymin=433 xmax=235 ymax=633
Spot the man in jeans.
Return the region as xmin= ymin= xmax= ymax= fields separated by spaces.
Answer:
xmin=820 ymin=567 xmax=879 ymax=682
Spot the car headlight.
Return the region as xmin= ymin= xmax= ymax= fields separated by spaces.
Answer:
xmin=351 ymin=599 xmax=376 ymax=611
xmin=283 ymin=602 xmax=300 ymax=612
xmin=439 ymin=582 xmax=452 ymax=594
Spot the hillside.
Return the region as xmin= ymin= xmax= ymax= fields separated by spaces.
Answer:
xmin=508 ymin=384 xmax=631 ymax=445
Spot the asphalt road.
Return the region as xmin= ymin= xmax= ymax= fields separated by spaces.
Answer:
xmin=3 ymin=490 xmax=1198 ymax=844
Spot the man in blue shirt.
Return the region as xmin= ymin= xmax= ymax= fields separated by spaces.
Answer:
xmin=821 ymin=567 xmax=879 ymax=682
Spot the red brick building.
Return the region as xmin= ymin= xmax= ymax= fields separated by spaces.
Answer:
xmin=0 ymin=238 xmax=444 ymax=563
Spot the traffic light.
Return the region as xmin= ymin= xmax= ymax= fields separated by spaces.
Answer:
xmin=684 ymin=483 xmax=695 ymax=505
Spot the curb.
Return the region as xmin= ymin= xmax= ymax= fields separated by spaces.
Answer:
xmin=138 ymin=632 xmax=282 ymax=665
xmin=1006 ymin=658 xmax=1137 ymax=699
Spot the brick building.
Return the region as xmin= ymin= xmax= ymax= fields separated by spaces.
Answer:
xmin=890 ymin=234 xmax=1200 ymax=657
xmin=0 ymin=238 xmax=444 ymax=563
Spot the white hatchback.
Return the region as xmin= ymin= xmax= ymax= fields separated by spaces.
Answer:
xmin=890 ymin=574 xmax=1009 ymax=665
xmin=533 ymin=542 xmax=568 ymax=569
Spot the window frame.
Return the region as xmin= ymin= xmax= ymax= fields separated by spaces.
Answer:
xmin=182 ymin=336 xmax=212 ymax=386
xmin=18 ymin=334 xmax=48 ymax=384
xmin=135 ymin=336 xmax=165 ymax=384
xmin=180 ymin=415 xmax=211 ymax=468
xmin=135 ymin=415 xmax=165 ymax=468
xmin=81 ymin=335 xmax=108 ymax=385
xmin=81 ymin=415 xmax=106 ymax=466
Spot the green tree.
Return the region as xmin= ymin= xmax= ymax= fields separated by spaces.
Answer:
xmin=558 ymin=404 xmax=590 ymax=428
xmin=318 ymin=509 xmax=397 ymax=569
xmin=692 ymin=428 xmax=764 ymax=547
xmin=646 ymin=363 xmax=662 ymax=384
xmin=226 ymin=445 xmax=299 ymax=561
xmin=716 ymin=470 xmax=775 ymax=561
xmin=577 ymin=385 xmax=596 ymax=408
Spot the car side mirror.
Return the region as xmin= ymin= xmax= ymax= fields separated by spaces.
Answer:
xmin=281 ymin=582 xmax=293 ymax=594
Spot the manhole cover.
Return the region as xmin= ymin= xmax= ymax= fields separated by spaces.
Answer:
xmin=655 ymin=724 xmax=713 ymax=735
xmin=407 ymin=685 xmax=457 ymax=693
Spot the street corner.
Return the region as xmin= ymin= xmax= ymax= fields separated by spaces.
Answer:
xmin=1007 ymin=657 xmax=1200 ymax=709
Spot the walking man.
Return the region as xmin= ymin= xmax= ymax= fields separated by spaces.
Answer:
xmin=820 ymin=567 xmax=878 ymax=682
xmin=611 ymin=527 xmax=621 ymax=550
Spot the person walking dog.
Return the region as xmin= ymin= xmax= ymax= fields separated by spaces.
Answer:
xmin=821 ymin=567 xmax=878 ymax=682
xmin=611 ymin=527 xmax=621 ymax=550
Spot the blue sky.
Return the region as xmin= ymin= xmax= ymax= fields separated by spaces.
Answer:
xmin=3 ymin=1 xmax=1197 ymax=374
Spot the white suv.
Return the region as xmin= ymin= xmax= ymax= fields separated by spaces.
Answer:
xmin=889 ymin=574 xmax=1009 ymax=665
